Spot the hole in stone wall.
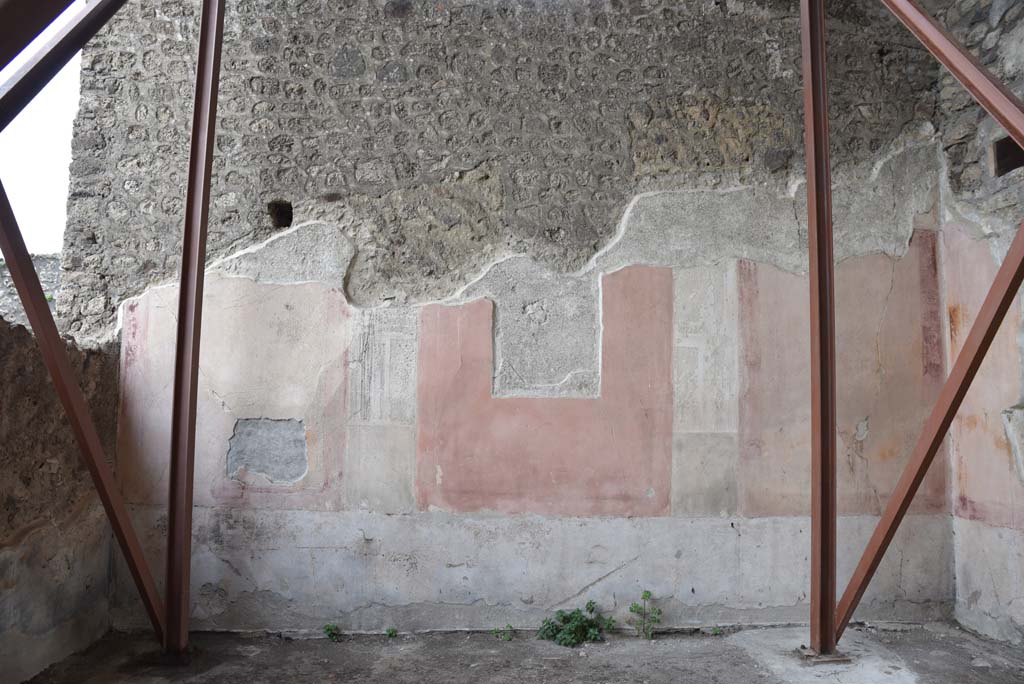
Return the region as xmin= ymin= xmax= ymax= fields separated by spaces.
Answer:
xmin=990 ymin=136 xmax=1024 ymax=178
xmin=267 ymin=199 xmax=293 ymax=228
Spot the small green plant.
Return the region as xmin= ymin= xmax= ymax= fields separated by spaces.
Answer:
xmin=709 ymin=626 xmax=724 ymax=636
xmin=386 ymin=627 xmax=398 ymax=638
xmin=491 ymin=624 xmax=515 ymax=641
xmin=628 ymin=590 xmax=663 ymax=640
xmin=538 ymin=600 xmax=614 ymax=647
xmin=323 ymin=624 xmax=343 ymax=642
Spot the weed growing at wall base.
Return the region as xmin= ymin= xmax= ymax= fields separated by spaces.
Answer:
xmin=323 ymin=624 xmax=343 ymax=642
xmin=538 ymin=601 xmax=614 ymax=647
xmin=629 ymin=590 xmax=662 ymax=640
xmin=492 ymin=624 xmax=515 ymax=641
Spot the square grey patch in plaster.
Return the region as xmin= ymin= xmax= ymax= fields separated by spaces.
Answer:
xmin=459 ymin=257 xmax=601 ymax=398
xmin=227 ymin=418 xmax=308 ymax=484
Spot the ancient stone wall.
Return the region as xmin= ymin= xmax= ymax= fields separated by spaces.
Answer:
xmin=0 ymin=322 xmax=120 ymax=681
xmin=61 ymin=0 xmax=940 ymax=342
xmin=110 ymin=139 xmax=955 ymax=633
xmin=51 ymin=0 xmax=999 ymax=648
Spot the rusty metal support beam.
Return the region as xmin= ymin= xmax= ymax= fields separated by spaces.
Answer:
xmin=0 ymin=180 xmax=165 ymax=642
xmin=879 ymin=0 xmax=1024 ymax=149
xmin=800 ymin=0 xmax=838 ymax=656
xmin=0 ymin=0 xmax=74 ymax=73
xmin=164 ymin=0 xmax=225 ymax=655
xmin=835 ymin=222 xmax=1024 ymax=639
xmin=0 ymin=0 xmax=130 ymax=133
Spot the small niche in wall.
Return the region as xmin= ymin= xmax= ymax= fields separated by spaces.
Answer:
xmin=267 ymin=199 xmax=293 ymax=228
xmin=990 ymin=136 xmax=1024 ymax=178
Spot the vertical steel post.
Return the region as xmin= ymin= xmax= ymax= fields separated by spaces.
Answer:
xmin=0 ymin=181 xmax=165 ymax=641
xmin=164 ymin=0 xmax=225 ymax=654
xmin=800 ymin=0 xmax=838 ymax=655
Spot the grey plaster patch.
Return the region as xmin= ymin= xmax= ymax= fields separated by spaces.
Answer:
xmin=458 ymin=257 xmax=600 ymax=397
xmin=208 ymin=221 xmax=355 ymax=286
xmin=227 ymin=418 xmax=308 ymax=484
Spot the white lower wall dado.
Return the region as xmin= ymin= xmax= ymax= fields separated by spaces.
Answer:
xmin=110 ymin=511 xmax=952 ymax=633
xmin=954 ymin=517 xmax=1024 ymax=644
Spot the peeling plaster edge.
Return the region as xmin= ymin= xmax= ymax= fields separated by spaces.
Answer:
xmin=114 ymin=134 xmax=942 ymax=325
xmin=205 ymin=219 xmax=337 ymax=272
xmin=869 ymin=121 xmax=937 ymax=183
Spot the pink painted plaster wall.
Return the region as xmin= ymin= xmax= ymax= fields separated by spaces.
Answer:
xmin=737 ymin=230 xmax=947 ymax=516
xmin=943 ymin=223 xmax=1024 ymax=531
xmin=416 ymin=266 xmax=674 ymax=516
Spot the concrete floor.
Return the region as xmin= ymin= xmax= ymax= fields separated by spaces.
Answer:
xmin=27 ymin=624 xmax=1024 ymax=684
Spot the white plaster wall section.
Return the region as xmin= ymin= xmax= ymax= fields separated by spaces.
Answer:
xmin=953 ymin=517 xmax=1024 ymax=644
xmin=345 ymin=306 xmax=418 ymax=513
xmin=672 ymin=262 xmax=741 ymax=517
xmin=110 ymin=509 xmax=952 ymax=633
xmin=674 ymin=264 xmax=740 ymax=434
